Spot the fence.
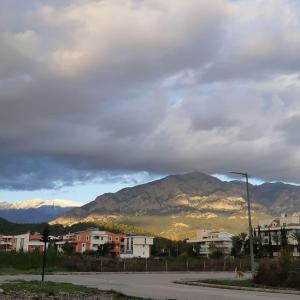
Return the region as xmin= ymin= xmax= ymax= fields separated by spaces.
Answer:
xmin=62 ymin=256 xmax=252 ymax=272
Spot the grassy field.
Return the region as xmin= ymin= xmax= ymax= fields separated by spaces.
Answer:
xmin=0 ymin=267 xmax=68 ymax=275
xmin=195 ymin=279 xmax=300 ymax=291
xmin=0 ymin=281 xmax=145 ymax=299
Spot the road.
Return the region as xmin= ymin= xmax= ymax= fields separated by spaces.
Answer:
xmin=0 ymin=272 xmax=298 ymax=300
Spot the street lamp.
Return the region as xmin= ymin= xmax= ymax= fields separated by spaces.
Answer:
xmin=230 ymin=171 xmax=255 ymax=278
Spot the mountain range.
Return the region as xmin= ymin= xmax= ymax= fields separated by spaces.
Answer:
xmin=52 ymin=172 xmax=300 ymax=240
xmin=0 ymin=199 xmax=82 ymax=224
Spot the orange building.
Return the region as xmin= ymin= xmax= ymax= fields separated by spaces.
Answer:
xmin=73 ymin=230 xmax=109 ymax=253
xmin=107 ymin=232 xmax=127 ymax=256
xmin=58 ymin=229 xmax=128 ymax=256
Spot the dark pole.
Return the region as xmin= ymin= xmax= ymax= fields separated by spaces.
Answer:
xmin=42 ymin=239 xmax=46 ymax=282
xmin=42 ymin=226 xmax=49 ymax=282
xmin=230 ymin=172 xmax=255 ymax=278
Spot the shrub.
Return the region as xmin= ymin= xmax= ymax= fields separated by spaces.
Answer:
xmin=209 ymin=250 xmax=224 ymax=259
xmin=254 ymin=250 xmax=300 ymax=289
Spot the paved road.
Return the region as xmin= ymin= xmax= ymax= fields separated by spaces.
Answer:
xmin=0 ymin=272 xmax=298 ymax=300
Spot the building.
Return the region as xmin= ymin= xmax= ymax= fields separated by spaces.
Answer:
xmin=13 ymin=233 xmax=46 ymax=253
xmin=187 ymin=230 xmax=234 ymax=257
xmin=56 ymin=229 xmax=127 ymax=255
xmin=120 ymin=236 xmax=154 ymax=258
xmin=0 ymin=234 xmax=14 ymax=252
xmin=72 ymin=229 xmax=109 ymax=253
xmin=256 ymin=214 xmax=300 ymax=256
xmin=107 ymin=232 xmax=127 ymax=256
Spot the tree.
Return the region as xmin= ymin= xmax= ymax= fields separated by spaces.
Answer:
xmin=268 ymin=229 xmax=273 ymax=257
xmin=231 ymin=236 xmax=243 ymax=257
xmin=272 ymin=232 xmax=280 ymax=252
xmin=97 ymin=244 xmax=110 ymax=257
xmin=62 ymin=242 xmax=75 ymax=255
xmin=280 ymin=226 xmax=288 ymax=249
xmin=257 ymin=226 xmax=263 ymax=254
xmin=239 ymin=232 xmax=247 ymax=255
xmin=291 ymin=230 xmax=300 ymax=253
xmin=187 ymin=243 xmax=199 ymax=257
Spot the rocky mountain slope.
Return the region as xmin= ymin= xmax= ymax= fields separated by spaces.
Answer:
xmin=52 ymin=172 xmax=300 ymax=240
xmin=0 ymin=199 xmax=82 ymax=224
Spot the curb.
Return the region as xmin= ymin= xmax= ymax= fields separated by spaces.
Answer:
xmin=174 ymin=281 xmax=300 ymax=295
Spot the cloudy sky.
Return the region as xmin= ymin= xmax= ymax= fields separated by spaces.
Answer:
xmin=1 ymin=0 xmax=300 ymax=204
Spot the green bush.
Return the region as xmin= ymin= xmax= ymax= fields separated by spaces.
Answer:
xmin=209 ymin=250 xmax=224 ymax=259
xmin=254 ymin=250 xmax=300 ymax=289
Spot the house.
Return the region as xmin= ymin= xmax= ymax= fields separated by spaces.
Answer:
xmin=0 ymin=234 xmax=14 ymax=252
xmin=72 ymin=229 xmax=109 ymax=253
xmin=13 ymin=233 xmax=46 ymax=253
xmin=187 ymin=230 xmax=234 ymax=257
xmin=120 ymin=236 xmax=154 ymax=258
xmin=256 ymin=214 xmax=300 ymax=256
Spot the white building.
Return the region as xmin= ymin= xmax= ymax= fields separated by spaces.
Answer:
xmin=120 ymin=236 xmax=153 ymax=258
xmin=14 ymin=233 xmax=46 ymax=253
xmin=187 ymin=230 xmax=234 ymax=257
xmin=256 ymin=214 xmax=300 ymax=256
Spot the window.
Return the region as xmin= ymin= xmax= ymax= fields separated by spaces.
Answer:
xmin=116 ymin=237 xmax=119 ymax=241
xmin=109 ymin=237 xmax=112 ymax=241
xmin=77 ymin=235 xmax=80 ymax=240
xmin=101 ymin=237 xmax=104 ymax=241
xmin=86 ymin=236 xmax=89 ymax=241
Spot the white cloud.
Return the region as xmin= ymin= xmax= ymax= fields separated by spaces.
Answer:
xmin=1 ymin=0 xmax=300 ymax=189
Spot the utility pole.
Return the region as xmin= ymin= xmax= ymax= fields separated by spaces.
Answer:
xmin=230 ymin=171 xmax=255 ymax=278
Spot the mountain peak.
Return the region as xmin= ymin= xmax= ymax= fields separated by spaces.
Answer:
xmin=53 ymin=171 xmax=300 ymax=239
xmin=12 ymin=198 xmax=83 ymax=209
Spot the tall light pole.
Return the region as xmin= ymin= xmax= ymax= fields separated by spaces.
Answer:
xmin=230 ymin=171 xmax=255 ymax=278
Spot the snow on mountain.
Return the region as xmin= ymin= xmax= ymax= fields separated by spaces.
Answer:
xmin=0 ymin=201 xmax=13 ymax=209
xmin=0 ymin=199 xmax=83 ymax=210
xmin=0 ymin=198 xmax=83 ymax=224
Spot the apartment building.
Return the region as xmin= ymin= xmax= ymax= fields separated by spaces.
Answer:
xmin=256 ymin=214 xmax=300 ymax=256
xmin=14 ymin=233 xmax=46 ymax=253
xmin=187 ymin=230 xmax=234 ymax=257
xmin=120 ymin=236 xmax=154 ymax=258
xmin=0 ymin=234 xmax=14 ymax=252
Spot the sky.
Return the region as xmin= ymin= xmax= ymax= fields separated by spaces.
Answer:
xmin=1 ymin=0 xmax=300 ymax=204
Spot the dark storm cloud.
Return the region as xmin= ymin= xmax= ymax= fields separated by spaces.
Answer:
xmin=1 ymin=0 xmax=300 ymax=190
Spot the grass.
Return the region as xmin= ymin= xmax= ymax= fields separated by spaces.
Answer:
xmin=199 ymin=279 xmax=255 ymax=288
xmin=0 ymin=266 xmax=68 ymax=275
xmin=195 ymin=279 xmax=300 ymax=291
xmin=0 ymin=280 xmax=100 ymax=295
xmin=0 ymin=280 xmax=146 ymax=299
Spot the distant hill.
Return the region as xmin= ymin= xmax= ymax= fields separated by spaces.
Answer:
xmin=52 ymin=172 xmax=300 ymax=240
xmin=0 ymin=216 xmax=151 ymax=237
xmin=0 ymin=199 xmax=82 ymax=224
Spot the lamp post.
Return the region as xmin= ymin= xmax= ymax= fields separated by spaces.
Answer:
xmin=230 ymin=171 xmax=255 ymax=278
